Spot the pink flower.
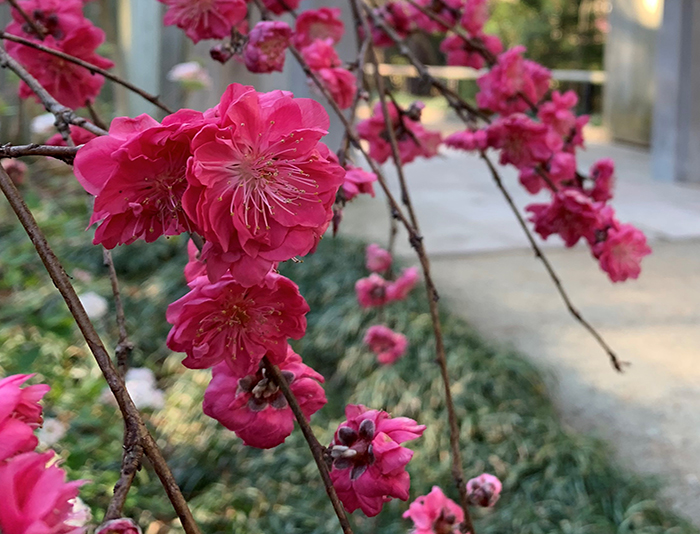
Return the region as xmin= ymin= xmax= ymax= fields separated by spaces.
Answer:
xmin=159 ymin=0 xmax=247 ymax=43
xmin=368 ymin=2 xmax=414 ymax=47
xmin=440 ymin=33 xmax=502 ymax=69
xmin=184 ymin=239 xmax=207 ymax=284
xmin=460 ymin=0 xmax=489 ymax=34
xmin=0 ymin=374 xmax=49 ymax=461
xmin=387 ymin=266 xmax=419 ymax=302
xmin=364 ymin=325 xmax=407 ymax=365
xmin=0 ymin=451 xmax=84 ymax=534
xmin=300 ymin=38 xmax=341 ymax=70
xmin=75 ymin=110 xmax=205 ymax=249
xmin=444 ymin=128 xmax=488 ymax=152
xmin=342 ymin=165 xmax=377 ymax=201
xmin=355 ymin=273 xmax=389 ymax=308
xmin=95 ymin=518 xmax=141 ymax=534
xmin=1 ymin=159 xmax=27 ymax=186
xmin=357 ymin=102 xmax=442 ymax=165
xmin=293 ymin=7 xmax=344 ymax=49
xmin=244 ymin=21 xmax=292 ymax=74
xmin=588 ymin=158 xmax=615 ymax=202
xmin=519 ymin=151 xmax=576 ymax=194
xmin=183 ymin=84 xmax=344 ymax=286
xmin=466 ymin=473 xmax=502 ymax=507
xmin=203 ymin=344 xmax=326 ymax=448
xmin=403 ymin=486 xmax=464 ymax=534
xmin=315 ymin=66 xmax=357 ymax=110
xmin=487 ymin=114 xmax=559 ymax=169
xmin=329 ymin=404 xmax=425 ymax=516
xmin=7 ymin=0 xmax=85 ymax=40
xmin=255 ymin=0 xmax=301 ymax=15
xmin=6 ymin=24 xmax=114 ymax=109
xmin=166 ymin=272 xmax=309 ymax=375
xmin=46 ymin=126 xmax=97 ymax=147
xmin=366 ymin=243 xmax=392 ymax=273
xmin=538 ymin=90 xmax=578 ymax=139
xmin=594 ymin=223 xmax=651 ymax=282
xmin=527 ymin=189 xmax=602 ymax=247
xmin=476 ymin=46 xmax=551 ymax=116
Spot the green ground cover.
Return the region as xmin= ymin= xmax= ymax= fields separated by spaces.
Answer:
xmin=0 ymin=167 xmax=693 ymax=534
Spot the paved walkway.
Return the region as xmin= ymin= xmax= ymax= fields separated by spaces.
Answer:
xmin=341 ymin=142 xmax=700 ymax=524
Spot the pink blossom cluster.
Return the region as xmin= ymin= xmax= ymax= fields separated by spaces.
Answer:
xmin=358 ymin=101 xmax=442 ymax=165
xmin=0 ymin=374 xmax=87 ymax=534
xmin=329 ymin=404 xmax=425 ymax=516
xmin=159 ymin=0 xmax=247 ymax=43
xmin=4 ymin=0 xmax=114 ymax=109
xmin=295 ymin=9 xmax=357 ymax=109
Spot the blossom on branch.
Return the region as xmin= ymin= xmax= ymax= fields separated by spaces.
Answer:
xmin=0 ymin=374 xmax=49 ymax=462
xmin=166 ymin=272 xmax=309 ymax=375
xmin=159 ymin=0 xmax=247 ymax=43
xmin=440 ymin=33 xmax=502 ymax=69
xmin=203 ymin=344 xmax=326 ymax=448
xmin=466 ymin=473 xmax=502 ymax=507
xmin=593 ymin=222 xmax=651 ymax=283
xmin=387 ymin=266 xmax=419 ymax=301
xmin=364 ymin=325 xmax=407 ymax=365
xmin=292 ymin=7 xmax=344 ymax=49
xmin=300 ymin=39 xmax=356 ymax=109
xmin=403 ymin=486 xmax=464 ymax=534
xmin=95 ymin=518 xmax=142 ymax=534
xmin=329 ymin=404 xmax=425 ymax=516
xmin=254 ymin=0 xmax=301 ymax=16
xmin=357 ymin=101 xmax=442 ymax=165
xmin=355 ymin=273 xmax=389 ymax=308
xmin=342 ymin=165 xmax=377 ymax=201
xmin=184 ymin=83 xmax=344 ymax=285
xmin=0 ymin=451 xmax=84 ymax=534
xmin=487 ymin=114 xmax=560 ymax=169
xmin=365 ymin=243 xmax=392 ymax=273
xmin=527 ymin=189 xmax=602 ymax=247
xmin=244 ymin=21 xmax=292 ymax=74
xmin=476 ymin=46 xmax=551 ymax=116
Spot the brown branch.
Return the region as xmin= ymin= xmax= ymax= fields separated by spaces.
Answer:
xmin=263 ymin=357 xmax=354 ymax=534
xmin=104 ymin=417 xmax=143 ymax=521
xmin=0 ymin=46 xmax=107 ymax=139
xmin=6 ymin=0 xmax=46 ymax=39
xmin=0 ymin=166 xmax=203 ymax=534
xmin=0 ymin=32 xmax=174 ymax=114
xmin=480 ymin=152 xmax=626 ymax=372
xmin=0 ymin=143 xmax=79 ymax=163
xmin=402 ymin=0 xmax=497 ymax=66
xmin=103 ymin=248 xmax=134 ymax=377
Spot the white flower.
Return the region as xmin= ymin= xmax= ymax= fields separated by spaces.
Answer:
xmin=31 ymin=113 xmax=56 ymax=136
xmin=101 ymin=367 xmax=165 ymax=410
xmin=167 ymin=61 xmax=211 ymax=90
xmin=65 ymin=497 xmax=92 ymax=527
xmin=78 ymin=291 xmax=108 ymax=320
xmin=37 ymin=417 xmax=68 ymax=448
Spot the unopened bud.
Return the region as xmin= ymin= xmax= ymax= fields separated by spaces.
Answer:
xmin=466 ymin=473 xmax=502 ymax=507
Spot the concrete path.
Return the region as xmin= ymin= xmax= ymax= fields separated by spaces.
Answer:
xmin=341 ymin=142 xmax=700 ymax=524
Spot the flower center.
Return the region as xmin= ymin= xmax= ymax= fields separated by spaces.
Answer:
xmin=238 ymin=366 xmax=294 ymax=411
xmin=330 ymin=419 xmax=376 ymax=480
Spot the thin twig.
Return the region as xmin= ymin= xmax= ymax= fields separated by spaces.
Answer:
xmin=103 ymin=248 xmax=134 ymax=377
xmin=0 ymin=46 xmax=107 ymax=138
xmin=0 ymin=166 xmax=203 ymax=534
xmin=104 ymin=417 xmax=143 ymax=521
xmin=0 ymin=32 xmax=174 ymax=114
xmin=480 ymin=152 xmax=626 ymax=372
xmin=263 ymin=357 xmax=354 ymax=534
xmin=0 ymin=143 xmax=79 ymax=163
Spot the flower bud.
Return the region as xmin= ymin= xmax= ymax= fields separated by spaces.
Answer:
xmin=466 ymin=473 xmax=502 ymax=507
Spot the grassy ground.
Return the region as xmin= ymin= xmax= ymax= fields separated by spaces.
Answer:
xmin=0 ymin=166 xmax=695 ymax=533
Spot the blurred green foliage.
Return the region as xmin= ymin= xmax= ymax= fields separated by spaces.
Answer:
xmin=0 ymin=165 xmax=694 ymax=534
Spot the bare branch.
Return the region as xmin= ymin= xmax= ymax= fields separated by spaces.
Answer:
xmin=0 ymin=166 xmax=203 ymax=534
xmin=0 ymin=32 xmax=174 ymax=115
xmin=0 ymin=143 xmax=79 ymax=163
xmin=103 ymin=248 xmax=134 ymax=377
xmin=480 ymin=152 xmax=627 ymax=372
xmin=104 ymin=417 xmax=143 ymax=521
xmin=0 ymin=45 xmax=108 ymax=139
xmin=263 ymin=357 xmax=355 ymax=534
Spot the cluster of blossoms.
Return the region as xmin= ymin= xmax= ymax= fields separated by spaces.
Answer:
xmin=364 ymin=0 xmax=650 ymax=282
xmin=4 ymin=0 xmax=113 ymax=109
xmin=357 ymin=244 xmax=414 ymax=365
xmin=0 ymin=374 xmax=86 ymax=533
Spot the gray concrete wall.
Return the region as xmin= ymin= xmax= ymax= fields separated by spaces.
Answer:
xmin=604 ymin=0 xmax=663 ymax=146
